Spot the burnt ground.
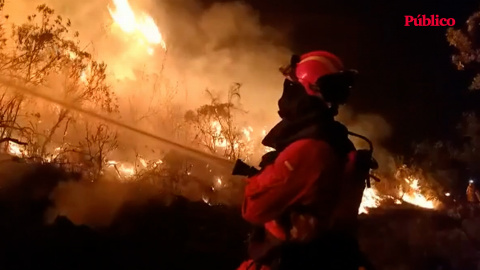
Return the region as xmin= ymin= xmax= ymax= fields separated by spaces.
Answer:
xmin=0 ymin=159 xmax=479 ymax=270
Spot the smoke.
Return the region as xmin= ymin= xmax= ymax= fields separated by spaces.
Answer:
xmin=45 ymin=176 xmax=167 ymax=227
xmin=337 ymin=106 xmax=396 ymax=174
xmin=5 ymin=0 xmax=289 ymax=122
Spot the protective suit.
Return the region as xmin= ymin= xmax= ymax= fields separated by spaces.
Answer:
xmin=237 ymin=51 xmax=376 ymax=270
xmin=467 ymin=182 xmax=480 ymax=203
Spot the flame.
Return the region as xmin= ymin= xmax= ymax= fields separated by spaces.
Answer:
xmin=7 ymin=142 xmax=23 ymax=157
xmin=64 ymin=50 xmax=89 ymax=85
xmin=358 ymin=169 xmax=441 ymax=214
xmin=118 ymin=163 xmax=136 ymax=178
xmin=242 ymin=127 xmax=253 ymax=142
xmin=108 ymin=0 xmax=166 ymax=53
xmin=211 ymin=121 xmax=227 ymax=148
xmin=400 ymin=177 xmax=438 ymax=209
xmin=208 ymin=121 xmax=273 ymax=158
xmin=80 ymin=70 xmax=88 ymax=84
xmin=67 ymin=51 xmax=78 ymax=60
xmin=107 ymin=160 xmax=136 ymax=179
xmin=210 ymin=121 xmax=244 ymax=151
xmin=359 ymin=187 xmax=383 ymax=214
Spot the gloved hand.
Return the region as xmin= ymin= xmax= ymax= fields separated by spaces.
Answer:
xmin=259 ymin=150 xmax=279 ymax=169
xmin=232 ymin=159 xmax=260 ymax=177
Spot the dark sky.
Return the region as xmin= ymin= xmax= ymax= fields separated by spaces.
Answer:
xmin=207 ymin=0 xmax=480 ymax=155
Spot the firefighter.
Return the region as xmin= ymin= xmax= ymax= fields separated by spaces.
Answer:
xmin=466 ymin=180 xmax=480 ymax=203
xmin=236 ymin=51 xmax=376 ymax=270
xmin=466 ymin=180 xmax=480 ymax=217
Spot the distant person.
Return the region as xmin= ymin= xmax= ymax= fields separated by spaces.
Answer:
xmin=466 ymin=180 xmax=480 ymax=203
xmin=466 ymin=180 xmax=480 ymax=217
xmin=236 ymin=50 xmax=377 ymax=270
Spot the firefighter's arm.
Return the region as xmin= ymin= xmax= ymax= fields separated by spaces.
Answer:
xmin=241 ymin=139 xmax=335 ymax=225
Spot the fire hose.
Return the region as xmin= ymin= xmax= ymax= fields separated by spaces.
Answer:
xmin=0 ymin=77 xmax=235 ymax=170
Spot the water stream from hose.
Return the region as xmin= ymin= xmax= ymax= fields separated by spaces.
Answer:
xmin=0 ymin=77 xmax=235 ymax=170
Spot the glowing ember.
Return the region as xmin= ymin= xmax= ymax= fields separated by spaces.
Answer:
xmin=212 ymin=176 xmax=224 ymax=191
xmin=202 ymin=194 xmax=211 ymax=205
xmin=108 ymin=0 xmax=166 ymax=52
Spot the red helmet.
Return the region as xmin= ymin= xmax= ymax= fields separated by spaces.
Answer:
xmin=296 ymin=51 xmax=344 ymax=95
xmin=280 ymin=50 xmax=353 ymax=98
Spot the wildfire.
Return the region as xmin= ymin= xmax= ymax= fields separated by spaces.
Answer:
xmin=108 ymin=0 xmax=166 ymax=54
xmin=400 ymin=177 xmax=439 ymax=209
xmin=210 ymin=121 xmax=249 ymax=151
xmin=106 ymin=157 xmax=164 ymax=179
xmin=359 ymin=172 xmax=441 ymax=214
xmin=209 ymin=121 xmax=274 ymax=157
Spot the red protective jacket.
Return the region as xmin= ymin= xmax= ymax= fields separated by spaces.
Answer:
xmin=239 ymin=139 xmax=368 ymax=270
xmin=237 ymin=138 xmax=356 ymax=270
xmin=243 ymin=138 xmax=342 ymax=235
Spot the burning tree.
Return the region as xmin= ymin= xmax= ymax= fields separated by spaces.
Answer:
xmin=184 ymin=83 xmax=253 ymax=161
xmin=0 ymin=3 xmax=119 ymax=178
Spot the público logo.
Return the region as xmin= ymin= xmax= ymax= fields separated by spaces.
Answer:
xmin=405 ymin=15 xmax=455 ymax=26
